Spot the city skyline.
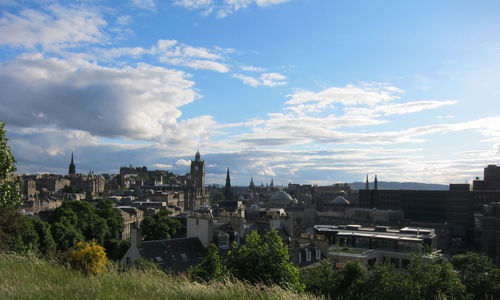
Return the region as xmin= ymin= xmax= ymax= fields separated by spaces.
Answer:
xmin=1 ymin=0 xmax=500 ymax=185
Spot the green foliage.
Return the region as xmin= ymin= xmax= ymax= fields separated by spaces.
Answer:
xmin=210 ymin=191 xmax=225 ymax=204
xmin=0 ymin=207 xmax=25 ymax=250
xmin=96 ymin=199 xmax=125 ymax=241
xmin=452 ymin=252 xmax=500 ymax=299
xmin=50 ymin=221 xmax=84 ymax=251
xmin=49 ymin=201 xmax=109 ymax=246
xmin=70 ymin=241 xmax=107 ymax=276
xmin=189 ymin=243 xmax=227 ymax=282
xmin=359 ymin=262 xmax=417 ymax=300
xmin=140 ymin=210 xmax=182 ymax=241
xmin=30 ymin=218 xmax=56 ymax=257
xmin=0 ymin=121 xmax=21 ymax=208
xmin=301 ymin=259 xmax=367 ymax=299
xmin=226 ymin=229 xmax=304 ymax=292
xmin=104 ymin=239 xmax=130 ymax=261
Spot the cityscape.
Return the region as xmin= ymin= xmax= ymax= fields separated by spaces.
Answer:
xmin=1 ymin=0 xmax=500 ymax=299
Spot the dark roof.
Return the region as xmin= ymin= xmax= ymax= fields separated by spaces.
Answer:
xmin=139 ymin=237 xmax=204 ymax=273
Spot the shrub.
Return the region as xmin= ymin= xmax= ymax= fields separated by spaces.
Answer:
xmin=70 ymin=241 xmax=107 ymax=276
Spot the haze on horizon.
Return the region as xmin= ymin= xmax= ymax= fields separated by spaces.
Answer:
xmin=0 ymin=0 xmax=499 ymax=186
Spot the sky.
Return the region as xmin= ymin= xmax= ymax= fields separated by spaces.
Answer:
xmin=1 ymin=0 xmax=500 ymax=186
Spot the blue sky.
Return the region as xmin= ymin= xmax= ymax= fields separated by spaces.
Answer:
xmin=1 ymin=0 xmax=499 ymax=186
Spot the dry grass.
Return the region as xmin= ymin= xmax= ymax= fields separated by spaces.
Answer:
xmin=0 ymin=254 xmax=321 ymax=300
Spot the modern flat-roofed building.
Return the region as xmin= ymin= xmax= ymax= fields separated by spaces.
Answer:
xmin=313 ymin=224 xmax=438 ymax=268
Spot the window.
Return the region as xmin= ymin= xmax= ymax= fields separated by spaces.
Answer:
xmin=180 ymin=253 xmax=189 ymax=262
xmin=306 ymin=249 xmax=311 ymax=262
xmin=219 ymin=233 xmax=229 ymax=249
xmin=315 ymin=248 xmax=321 ymax=260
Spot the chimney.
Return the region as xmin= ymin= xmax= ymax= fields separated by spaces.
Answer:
xmin=130 ymin=221 xmax=142 ymax=248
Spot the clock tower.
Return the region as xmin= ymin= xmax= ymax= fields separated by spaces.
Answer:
xmin=184 ymin=150 xmax=207 ymax=211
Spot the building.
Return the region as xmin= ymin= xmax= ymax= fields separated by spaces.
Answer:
xmin=313 ymin=224 xmax=439 ymax=268
xmin=120 ymin=226 xmax=205 ymax=273
xmin=183 ymin=151 xmax=208 ymax=211
xmin=117 ymin=206 xmax=144 ymax=240
xmin=476 ymin=202 xmax=500 ymax=266
xmin=473 ymin=165 xmax=500 ymax=191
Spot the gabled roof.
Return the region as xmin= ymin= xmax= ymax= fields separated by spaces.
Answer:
xmin=139 ymin=237 xmax=204 ymax=273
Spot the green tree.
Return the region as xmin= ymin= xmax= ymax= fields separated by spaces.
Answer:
xmin=50 ymin=221 xmax=84 ymax=251
xmin=226 ymin=229 xmax=304 ymax=292
xmin=301 ymin=259 xmax=341 ymax=298
xmin=359 ymin=262 xmax=417 ymax=300
xmin=209 ymin=191 xmax=225 ymax=204
xmin=30 ymin=218 xmax=56 ymax=256
xmin=452 ymin=252 xmax=500 ymax=299
xmin=96 ymin=199 xmax=124 ymax=241
xmin=0 ymin=207 xmax=25 ymax=250
xmin=189 ymin=243 xmax=227 ymax=281
xmin=49 ymin=201 xmax=109 ymax=245
xmin=140 ymin=210 xmax=182 ymax=241
xmin=0 ymin=121 xmax=21 ymax=208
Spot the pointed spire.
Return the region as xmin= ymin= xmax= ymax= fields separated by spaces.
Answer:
xmin=224 ymin=168 xmax=232 ymax=201
xmin=374 ymin=174 xmax=378 ymax=190
xmin=365 ymin=174 xmax=369 ymax=190
xmin=68 ymin=152 xmax=76 ymax=175
xmin=270 ymin=178 xmax=274 ymax=188
xmin=249 ymin=176 xmax=255 ymax=190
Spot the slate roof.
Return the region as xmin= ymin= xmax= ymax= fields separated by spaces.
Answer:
xmin=139 ymin=237 xmax=204 ymax=273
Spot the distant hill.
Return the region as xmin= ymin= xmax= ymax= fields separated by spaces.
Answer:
xmin=350 ymin=181 xmax=449 ymax=191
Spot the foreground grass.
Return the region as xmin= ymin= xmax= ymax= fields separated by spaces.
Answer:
xmin=0 ymin=254 xmax=320 ymax=300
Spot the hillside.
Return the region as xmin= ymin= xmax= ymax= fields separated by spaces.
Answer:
xmin=0 ymin=254 xmax=318 ymax=300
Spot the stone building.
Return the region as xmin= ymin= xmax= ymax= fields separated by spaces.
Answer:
xmin=183 ymin=151 xmax=208 ymax=211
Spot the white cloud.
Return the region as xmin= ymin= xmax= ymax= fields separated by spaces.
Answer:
xmin=233 ymin=72 xmax=286 ymax=87
xmin=131 ymin=0 xmax=157 ymax=10
xmin=0 ymin=53 xmax=200 ymax=141
xmin=241 ymin=65 xmax=267 ymax=72
xmin=116 ymin=15 xmax=133 ymax=26
xmin=176 ymin=159 xmax=191 ymax=166
xmin=0 ymin=5 xmax=106 ymax=50
xmin=153 ymin=163 xmax=173 ymax=169
xmin=174 ymin=0 xmax=213 ymax=9
xmin=174 ymin=0 xmax=291 ymax=18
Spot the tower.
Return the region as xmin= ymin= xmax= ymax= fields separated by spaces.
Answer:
xmin=185 ymin=150 xmax=207 ymax=210
xmin=365 ymin=175 xmax=369 ymax=190
xmin=224 ymin=168 xmax=232 ymax=201
xmin=270 ymin=178 xmax=274 ymax=188
xmin=68 ymin=152 xmax=75 ymax=175
xmin=374 ymin=174 xmax=378 ymax=190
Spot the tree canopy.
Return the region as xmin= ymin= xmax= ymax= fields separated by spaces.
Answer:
xmin=0 ymin=121 xmax=21 ymax=208
xmin=226 ymin=229 xmax=303 ymax=292
xmin=140 ymin=209 xmax=182 ymax=241
xmin=451 ymin=252 xmax=500 ymax=299
xmin=189 ymin=243 xmax=227 ymax=282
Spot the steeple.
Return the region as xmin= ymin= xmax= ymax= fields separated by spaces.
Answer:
xmin=249 ymin=177 xmax=255 ymax=190
xmin=270 ymin=178 xmax=274 ymax=188
xmin=365 ymin=174 xmax=369 ymax=190
xmin=195 ymin=150 xmax=201 ymax=161
xmin=68 ymin=152 xmax=75 ymax=175
xmin=224 ymin=168 xmax=232 ymax=201
xmin=374 ymin=174 xmax=378 ymax=190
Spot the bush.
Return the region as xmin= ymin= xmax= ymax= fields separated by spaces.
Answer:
xmin=70 ymin=241 xmax=107 ymax=276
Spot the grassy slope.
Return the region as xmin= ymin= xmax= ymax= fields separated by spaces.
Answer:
xmin=0 ymin=254 xmax=320 ymax=300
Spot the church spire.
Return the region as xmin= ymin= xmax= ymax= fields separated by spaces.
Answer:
xmin=365 ymin=174 xmax=369 ymax=190
xmin=224 ymin=168 xmax=232 ymax=201
xmin=374 ymin=174 xmax=378 ymax=190
xmin=249 ymin=176 xmax=255 ymax=190
xmin=270 ymin=178 xmax=274 ymax=188
xmin=68 ymin=152 xmax=75 ymax=175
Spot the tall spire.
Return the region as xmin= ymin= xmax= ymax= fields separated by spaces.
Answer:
xmin=68 ymin=152 xmax=76 ymax=175
xmin=270 ymin=178 xmax=274 ymax=188
xmin=365 ymin=174 xmax=369 ymax=190
xmin=374 ymin=174 xmax=378 ymax=190
xmin=224 ymin=168 xmax=232 ymax=201
xmin=249 ymin=176 xmax=255 ymax=190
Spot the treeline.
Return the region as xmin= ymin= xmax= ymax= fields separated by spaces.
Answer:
xmin=189 ymin=230 xmax=500 ymax=300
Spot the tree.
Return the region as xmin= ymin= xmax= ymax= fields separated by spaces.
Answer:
xmin=30 ymin=218 xmax=56 ymax=257
xmin=189 ymin=243 xmax=227 ymax=281
xmin=0 ymin=121 xmax=21 ymax=208
xmin=140 ymin=210 xmax=182 ymax=241
xmin=452 ymin=252 xmax=500 ymax=299
xmin=226 ymin=229 xmax=304 ymax=292
xmin=0 ymin=207 xmax=25 ymax=250
xmin=49 ymin=201 xmax=109 ymax=245
xmin=209 ymin=191 xmax=225 ymax=204
xmin=96 ymin=199 xmax=124 ymax=241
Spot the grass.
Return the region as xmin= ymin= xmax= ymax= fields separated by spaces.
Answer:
xmin=0 ymin=254 xmax=321 ymax=300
